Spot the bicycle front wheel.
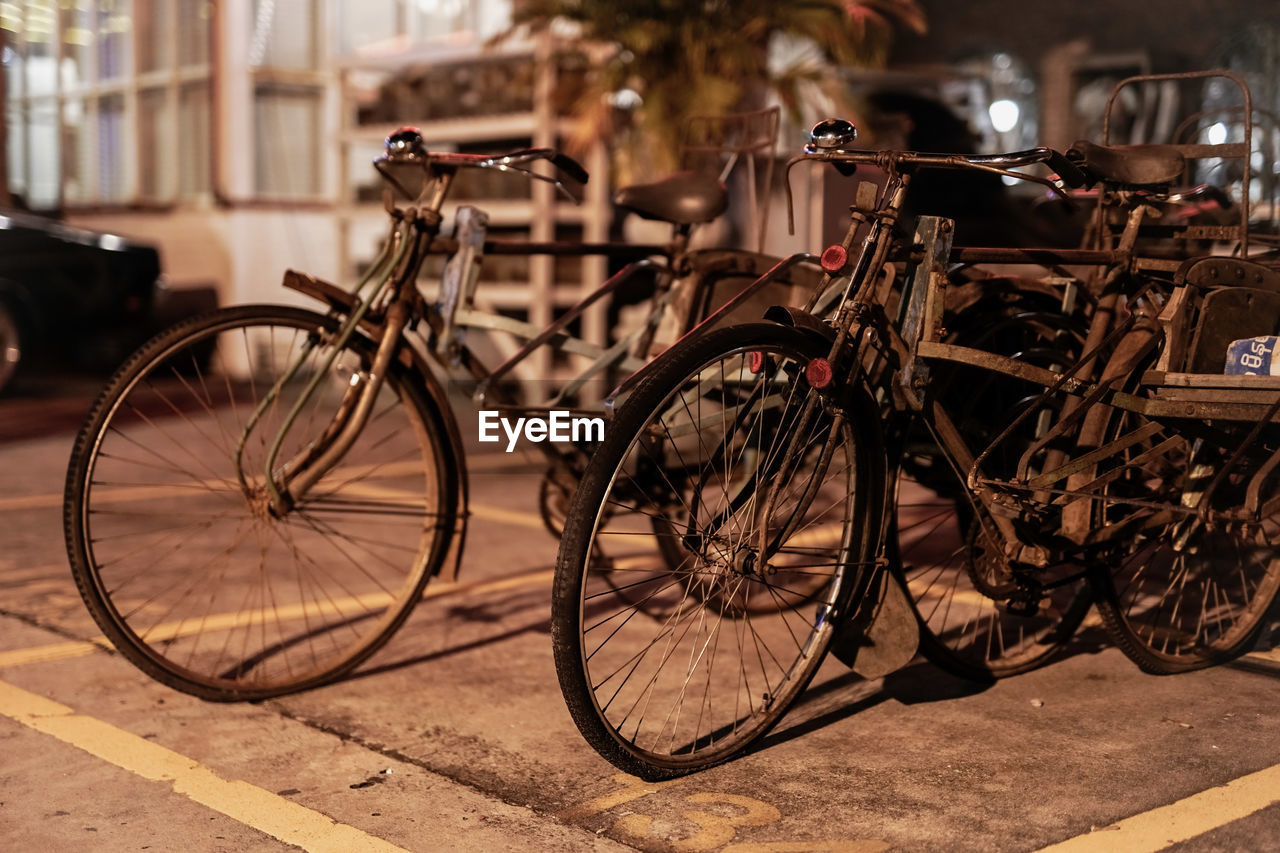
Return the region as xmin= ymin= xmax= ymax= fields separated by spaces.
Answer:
xmin=554 ymin=324 xmax=880 ymax=778
xmin=64 ymin=305 xmax=458 ymax=700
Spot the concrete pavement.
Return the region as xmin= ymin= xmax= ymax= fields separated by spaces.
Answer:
xmin=3 ymin=389 xmax=1280 ymax=851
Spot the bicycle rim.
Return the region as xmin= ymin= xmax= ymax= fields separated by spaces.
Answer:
xmin=65 ymin=306 xmax=455 ymax=699
xmin=895 ymin=470 xmax=1090 ymax=679
xmin=1093 ymin=410 xmax=1280 ymax=672
xmin=554 ymin=325 xmax=874 ymax=777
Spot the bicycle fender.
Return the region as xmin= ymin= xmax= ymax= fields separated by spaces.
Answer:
xmin=831 ymin=567 xmax=920 ymax=677
xmin=758 ymin=333 xmax=908 ymax=675
xmin=762 ymin=304 xmax=834 ymax=347
xmin=394 ymin=340 xmax=469 ymax=582
xmin=825 ymin=377 xmax=912 ymax=674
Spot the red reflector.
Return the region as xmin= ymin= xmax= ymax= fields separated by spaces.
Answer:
xmin=820 ymin=245 xmax=848 ymax=273
xmin=806 ymin=358 xmax=833 ymax=388
xmin=749 ymin=351 xmax=765 ymax=373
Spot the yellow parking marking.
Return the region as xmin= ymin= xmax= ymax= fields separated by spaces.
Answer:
xmin=0 ymin=568 xmax=556 ymax=670
xmin=321 ymin=477 xmax=547 ymax=531
xmin=0 ymin=561 xmax=70 ymax=581
xmin=2 ymin=449 xmax=548 ymax=514
xmin=0 ymin=640 xmax=113 ymax=668
xmin=468 ymin=451 xmax=549 ymax=471
xmin=470 ymin=502 xmax=547 ymax=529
xmin=0 ymin=491 xmax=63 ymax=511
xmin=7 ymin=474 xmax=548 ymax=531
xmin=1243 ymin=645 xmax=1280 ymax=665
xmin=0 ymin=679 xmax=406 ymax=852
xmin=1037 ymin=761 xmax=1280 ymax=852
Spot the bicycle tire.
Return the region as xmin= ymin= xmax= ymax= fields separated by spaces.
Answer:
xmin=553 ymin=323 xmax=879 ymax=778
xmin=1090 ymin=405 xmax=1280 ymax=673
xmin=893 ymin=478 xmax=1092 ymax=679
xmin=64 ymin=305 xmax=458 ymax=700
xmin=0 ymin=296 xmax=20 ymax=394
xmin=893 ymin=288 xmax=1093 ymax=679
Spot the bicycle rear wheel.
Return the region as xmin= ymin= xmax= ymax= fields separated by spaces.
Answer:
xmin=64 ymin=305 xmax=458 ymax=700
xmin=893 ymin=285 xmax=1092 ymax=679
xmin=1092 ymin=408 xmax=1280 ymax=673
xmin=554 ymin=324 xmax=879 ymax=778
xmin=894 ymin=478 xmax=1091 ymax=679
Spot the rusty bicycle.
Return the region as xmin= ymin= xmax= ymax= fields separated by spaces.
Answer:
xmin=552 ymin=70 xmax=1280 ymax=777
xmin=62 ymin=111 xmax=824 ymax=701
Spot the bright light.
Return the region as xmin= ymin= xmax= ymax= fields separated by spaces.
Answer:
xmin=989 ymin=99 xmax=1020 ymax=133
xmin=609 ymin=88 xmax=642 ymax=109
xmin=1207 ymin=122 xmax=1228 ymax=145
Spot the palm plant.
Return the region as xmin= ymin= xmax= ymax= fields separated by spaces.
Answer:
xmin=504 ymin=0 xmax=926 ymax=181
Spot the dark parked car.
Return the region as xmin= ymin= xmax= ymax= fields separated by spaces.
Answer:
xmin=0 ymin=210 xmax=207 ymax=394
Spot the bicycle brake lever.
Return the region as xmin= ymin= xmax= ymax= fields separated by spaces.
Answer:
xmin=550 ymin=152 xmax=589 ymax=185
xmin=482 ymin=162 xmax=580 ymax=203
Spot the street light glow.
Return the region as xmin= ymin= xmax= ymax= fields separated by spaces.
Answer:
xmin=989 ymin=99 xmax=1020 ymax=133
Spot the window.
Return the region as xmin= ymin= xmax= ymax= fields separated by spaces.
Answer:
xmin=330 ymin=0 xmax=514 ymax=58
xmin=2 ymin=0 xmax=213 ymax=209
xmin=248 ymin=0 xmax=325 ymax=198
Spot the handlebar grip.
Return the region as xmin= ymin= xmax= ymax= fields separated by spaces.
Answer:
xmin=1045 ymin=149 xmax=1087 ymax=188
xmin=551 ymin=153 xmax=590 ymax=185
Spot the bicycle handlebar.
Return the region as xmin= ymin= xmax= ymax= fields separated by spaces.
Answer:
xmin=783 ymin=140 xmax=1086 ymax=233
xmin=420 ymin=147 xmax=590 ymax=184
xmin=375 ymin=126 xmax=589 ymax=198
xmin=797 ymin=143 xmax=1086 ymax=189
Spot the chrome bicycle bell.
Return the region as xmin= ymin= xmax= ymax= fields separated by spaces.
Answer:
xmin=809 ymin=118 xmax=858 ymax=150
xmin=385 ymin=126 xmax=426 ymax=161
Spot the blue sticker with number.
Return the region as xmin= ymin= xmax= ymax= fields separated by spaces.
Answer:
xmin=1225 ymin=336 xmax=1280 ymax=375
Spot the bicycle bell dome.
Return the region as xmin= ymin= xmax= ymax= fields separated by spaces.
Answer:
xmin=385 ymin=126 xmax=426 ymax=160
xmin=809 ymin=118 xmax=858 ymax=150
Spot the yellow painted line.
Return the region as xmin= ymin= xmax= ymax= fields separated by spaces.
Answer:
xmin=0 ymin=491 xmax=64 ymax=511
xmin=470 ymin=502 xmax=547 ymax=530
xmin=1243 ymin=645 xmax=1280 ymax=664
xmin=0 ymin=568 xmax=556 ymax=670
xmin=461 ymin=568 xmax=555 ymax=595
xmin=1 ymin=451 xmax=548 ymax=514
xmin=0 ymin=679 xmax=406 ymax=852
xmin=1037 ymin=762 xmax=1280 ymax=852
xmin=0 ymin=561 xmax=70 ymax=580
xmin=336 ymin=478 xmax=547 ymax=531
xmin=0 ymin=640 xmax=113 ymax=668
xmin=468 ymin=451 xmax=548 ymax=471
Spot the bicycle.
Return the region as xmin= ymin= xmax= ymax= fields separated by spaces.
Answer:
xmin=61 ymin=113 xmax=823 ymax=702
xmin=552 ymin=70 xmax=1280 ymax=777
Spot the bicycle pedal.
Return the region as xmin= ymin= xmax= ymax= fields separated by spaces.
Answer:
xmin=998 ymin=596 xmax=1040 ymax=618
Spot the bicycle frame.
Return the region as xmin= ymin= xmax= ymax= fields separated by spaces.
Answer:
xmin=786 ymin=82 xmax=1279 ymax=572
xmin=236 ymin=140 xmax=826 ymax=528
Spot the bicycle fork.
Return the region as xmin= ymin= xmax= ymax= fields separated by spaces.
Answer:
xmin=275 ymin=300 xmax=411 ymax=511
xmin=232 ymin=217 xmax=422 ymax=515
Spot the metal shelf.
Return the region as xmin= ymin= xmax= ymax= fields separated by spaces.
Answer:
xmin=336 ymin=36 xmax=612 ymax=377
xmin=341 ymin=114 xmax=542 ymax=147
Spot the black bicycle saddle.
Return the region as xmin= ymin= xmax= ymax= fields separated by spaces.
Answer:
xmin=614 ymin=171 xmax=729 ymax=225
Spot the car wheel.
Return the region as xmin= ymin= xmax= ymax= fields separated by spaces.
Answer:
xmin=0 ymin=298 xmax=20 ymax=394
